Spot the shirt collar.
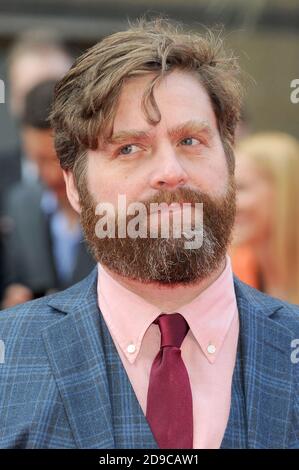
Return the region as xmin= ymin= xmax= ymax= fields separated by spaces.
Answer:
xmin=179 ymin=256 xmax=237 ymax=364
xmin=97 ymin=255 xmax=237 ymax=365
xmin=97 ymin=264 xmax=160 ymax=364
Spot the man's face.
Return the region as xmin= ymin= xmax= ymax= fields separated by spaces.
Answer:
xmin=87 ymin=69 xmax=229 ymax=207
xmin=66 ymin=69 xmax=236 ymax=284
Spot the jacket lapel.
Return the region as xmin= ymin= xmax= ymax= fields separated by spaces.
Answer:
xmin=96 ymin=301 xmax=158 ymax=448
xmin=42 ymin=269 xmax=115 ymax=448
xmin=42 ymin=267 xmax=157 ymax=449
xmin=222 ymin=278 xmax=294 ymax=448
xmin=220 ymin=333 xmax=247 ymax=448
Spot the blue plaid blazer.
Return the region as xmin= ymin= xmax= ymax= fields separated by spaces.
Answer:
xmin=0 ymin=266 xmax=299 ymax=448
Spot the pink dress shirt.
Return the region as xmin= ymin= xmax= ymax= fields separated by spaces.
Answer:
xmin=97 ymin=255 xmax=239 ymax=449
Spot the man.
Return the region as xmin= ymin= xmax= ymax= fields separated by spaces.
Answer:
xmin=1 ymin=80 xmax=94 ymax=307
xmin=0 ymin=19 xmax=299 ymax=449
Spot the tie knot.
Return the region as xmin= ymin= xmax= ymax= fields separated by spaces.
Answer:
xmin=154 ymin=313 xmax=189 ymax=349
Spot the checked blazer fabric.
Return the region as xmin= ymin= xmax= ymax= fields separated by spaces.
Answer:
xmin=0 ymin=266 xmax=299 ymax=448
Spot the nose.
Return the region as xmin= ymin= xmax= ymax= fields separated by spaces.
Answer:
xmin=149 ymin=145 xmax=188 ymax=190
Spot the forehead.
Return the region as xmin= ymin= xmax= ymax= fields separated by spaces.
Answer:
xmin=112 ymin=69 xmax=217 ymax=133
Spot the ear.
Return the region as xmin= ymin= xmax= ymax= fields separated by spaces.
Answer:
xmin=63 ymin=170 xmax=81 ymax=214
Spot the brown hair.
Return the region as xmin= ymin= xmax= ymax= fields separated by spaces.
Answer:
xmin=50 ymin=18 xmax=243 ymax=184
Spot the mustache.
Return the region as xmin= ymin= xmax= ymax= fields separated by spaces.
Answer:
xmin=140 ymin=187 xmax=213 ymax=213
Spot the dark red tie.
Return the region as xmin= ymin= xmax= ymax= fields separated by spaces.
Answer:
xmin=146 ymin=313 xmax=193 ymax=449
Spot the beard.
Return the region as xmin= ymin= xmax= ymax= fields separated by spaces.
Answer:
xmin=79 ymin=178 xmax=236 ymax=285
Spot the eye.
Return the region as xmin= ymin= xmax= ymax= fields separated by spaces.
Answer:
xmin=118 ymin=144 xmax=140 ymax=156
xmin=180 ymin=137 xmax=201 ymax=146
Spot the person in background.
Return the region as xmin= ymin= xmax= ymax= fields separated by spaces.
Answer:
xmin=0 ymin=30 xmax=73 ymax=301
xmin=1 ymin=80 xmax=94 ymax=308
xmin=232 ymin=131 xmax=299 ymax=304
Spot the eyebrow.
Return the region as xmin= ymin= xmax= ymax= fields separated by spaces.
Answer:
xmin=106 ymin=129 xmax=152 ymax=145
xmin=105 ymin=119 xmax=213 ymax=146
xmin=168 ymin=120 xmax=213 ymax=141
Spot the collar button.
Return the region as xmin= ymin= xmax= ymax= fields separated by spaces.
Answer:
xmin=207 ymin=344 xmax=216 ymax=354
xmin=127 ymin=343 xmax=136 ymax=354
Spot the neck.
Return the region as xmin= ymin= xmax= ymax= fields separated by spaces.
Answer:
xmin=102 ymin=256 xmax=227 ymax=312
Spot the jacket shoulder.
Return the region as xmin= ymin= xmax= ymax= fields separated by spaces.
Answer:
xmin=0 ymin=268 xmax=97 ymax=356
xmin=0 ymin=293 xmax=61 ymax=328
xmin=0 ymin=271 xmax=97 ymax=448
xmin=234 ymin=276 xmax=299 ymax=328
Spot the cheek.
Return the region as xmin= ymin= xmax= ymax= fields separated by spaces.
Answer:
xmin=86 ymin=154 xmax=110 ymax=202
xmin=190 ymin=153 xmax=229 ymax=197
xmin=86 ymin=155 xmax=141 ymax=206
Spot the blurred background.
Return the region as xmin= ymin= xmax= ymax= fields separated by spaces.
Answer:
xmin=0 ymin=0 xmax=298 ymax=151
xmin=0 ymin=0 xmax=298 ymax=307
